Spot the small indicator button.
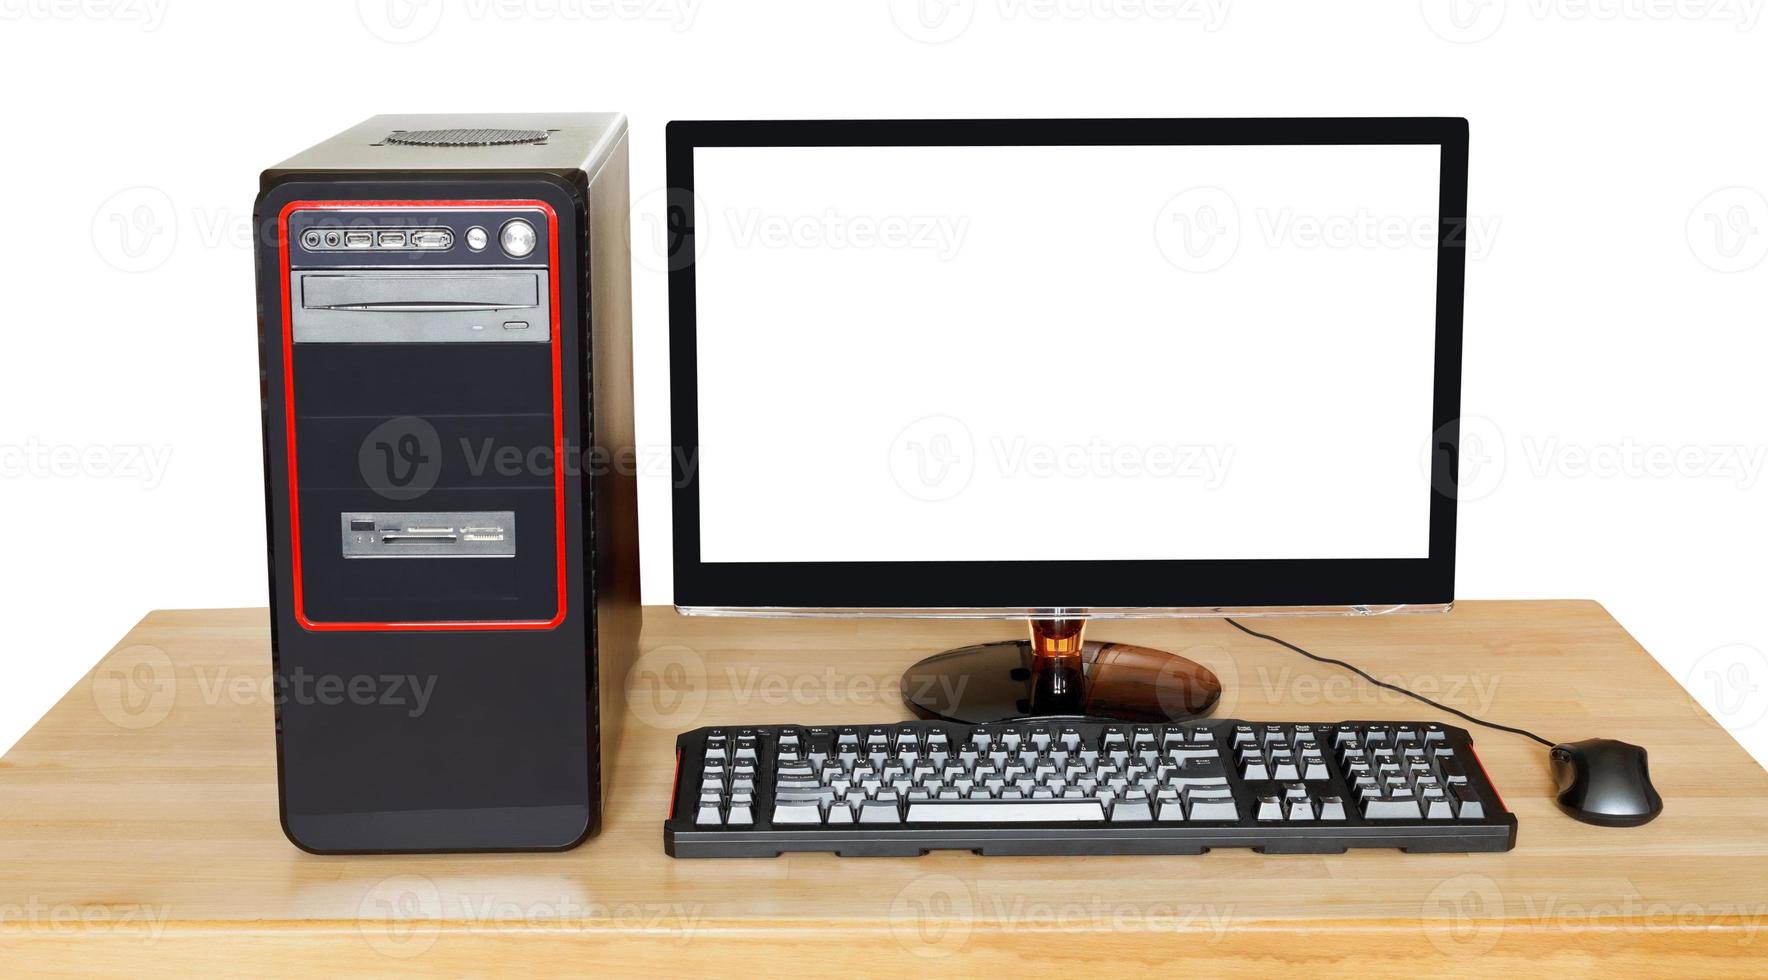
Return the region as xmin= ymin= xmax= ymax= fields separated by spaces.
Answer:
xmin=465 ymin=226 xmax=488 ymax=251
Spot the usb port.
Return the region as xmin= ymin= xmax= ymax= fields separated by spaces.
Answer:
xmin=377 ymin=231 xmax=406 ymax=248
xmin=344 ymin=232 xmax=374 ymax=248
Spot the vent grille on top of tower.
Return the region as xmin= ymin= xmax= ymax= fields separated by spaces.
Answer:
xmin=381 ymin=128 xmax=551 ymax=147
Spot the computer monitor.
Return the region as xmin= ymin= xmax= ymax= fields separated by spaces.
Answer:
xmin=667 ymin=118 xmax=1468 ymax=723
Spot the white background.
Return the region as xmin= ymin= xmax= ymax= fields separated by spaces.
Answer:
xmin=694 ymin=143 xmax=1439 ymax=562
xmin=0 ymin=1 xmax=1765 ymax=769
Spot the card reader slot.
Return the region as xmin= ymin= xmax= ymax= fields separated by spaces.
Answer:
xmin=342 ymin=511 xmax=516 ymax=559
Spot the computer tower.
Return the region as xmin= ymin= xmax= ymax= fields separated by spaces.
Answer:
xmin=253 ymin=114 xmax=637 ymax=853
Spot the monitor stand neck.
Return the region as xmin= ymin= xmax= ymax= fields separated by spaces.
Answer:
xmin=901 ymin=610 xmax=1224 ymax=724
xmin=1027 ymin=613 xmax=1088 ymax=715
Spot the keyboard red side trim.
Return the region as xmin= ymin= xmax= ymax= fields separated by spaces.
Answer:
xmin=1466 ymin=744 xmax=1507 ymax=811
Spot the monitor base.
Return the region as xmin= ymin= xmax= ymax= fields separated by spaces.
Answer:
xmin=900 ymin=633 xmax=1223 ymax=724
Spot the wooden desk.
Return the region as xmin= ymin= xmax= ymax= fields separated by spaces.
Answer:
xmin=2 ymin=602 xmax=1765 ymax=975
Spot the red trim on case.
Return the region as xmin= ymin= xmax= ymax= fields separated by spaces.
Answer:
xmin=1467 ymin=744 xmax=1507 ymax=812
xmin=669 ymin=748 xmax=682 ymax=820
xmin=277 ymin=199 xmax=568 ymax=632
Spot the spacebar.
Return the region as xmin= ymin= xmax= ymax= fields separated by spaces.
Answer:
xmin=905 ymin=799 xmax=1107 ymax=823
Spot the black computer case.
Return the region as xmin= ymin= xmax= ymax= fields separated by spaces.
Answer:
xmin=253 ymin=113 xmax=638 ymax=852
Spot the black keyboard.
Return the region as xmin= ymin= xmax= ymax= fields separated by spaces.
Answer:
xmin=665 ymin=719 xmax=1516 ymax=858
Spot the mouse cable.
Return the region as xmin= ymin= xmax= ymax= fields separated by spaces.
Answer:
xmin=1223 ymin=618 xmax=1557 ymax=749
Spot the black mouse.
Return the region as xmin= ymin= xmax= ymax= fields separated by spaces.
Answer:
xmin=1550 ymin=738 xmax=1663 ymax=827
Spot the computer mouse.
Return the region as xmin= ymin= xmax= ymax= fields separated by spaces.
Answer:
xmin=1550 ymin=738 xmax=1663 ymax=827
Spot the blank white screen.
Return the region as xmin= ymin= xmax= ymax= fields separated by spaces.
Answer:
xmin=693 ymin=143 xmax=1441 ymax=563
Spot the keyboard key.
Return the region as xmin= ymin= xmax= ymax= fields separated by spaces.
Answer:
xmin=906 ymin=799 xmax=1107 ymax=823
xmin=1362 ymin=797 xmax=1422 ymax=819
xmin=1186 ymin=796 xmax=1240 ymax=821
xmin=1450 ymin=783 xmax=1485 ymax=819
xmin=773 ymin=801 xmax=823 ymax=824
xmin=1110 ymin=799 xmax=1154 ymax=822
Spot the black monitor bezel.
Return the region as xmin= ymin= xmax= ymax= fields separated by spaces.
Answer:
xmin=667 ymin=117 xmax=1467 ymax=610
